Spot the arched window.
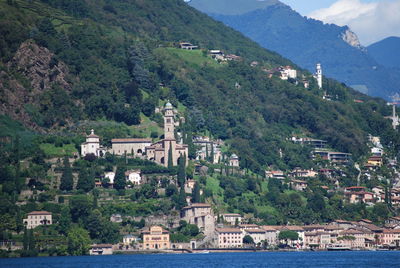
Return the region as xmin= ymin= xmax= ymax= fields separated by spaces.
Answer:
xmin=160 ymin=157 xmax=165 ymax=164
xmin=137 ymin=149 xmax=143 ymax=154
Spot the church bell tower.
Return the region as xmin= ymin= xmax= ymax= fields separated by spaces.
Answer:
xmin=164 ymin=102 xmax=175 ymax=139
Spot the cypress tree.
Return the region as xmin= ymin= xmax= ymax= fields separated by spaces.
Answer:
xmin=205 ymin=144 xmax=209 ymax=161
xmin=177 ymin=187 xmax=187 ymax=209
xmin=76 ymin=168 xmax=94 ymax=192
xmin=177 ymin=155 xmax=186 ymax=187
xmin=193 ymin=182 xmax=201 ymax=203
xmin=210 ymin=143 xmax=214 ymax=163
xmin=168 ymin=142 xmax=173 ymax=168
xmin=28 ymin=228 xmax=35 ymax=251
xmin=60 ymin=156 xmax=73 ymax=191
xmin=114 ymin=165 xmax=126 ymax=191
xmin=23 ymin=227 xmax=28 ymax=250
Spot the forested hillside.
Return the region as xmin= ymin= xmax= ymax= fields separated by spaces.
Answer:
xmin=1 ymin=0 xmax=399 ymax=172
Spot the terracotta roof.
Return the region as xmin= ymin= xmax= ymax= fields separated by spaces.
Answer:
xmin=282 ymin=226 xmax=304 ymax=231
xmin=261 ymin=226 xmax=278 ymax=231
xmin=245 ymin=228 xmax=266 ymax=233
xmin=112 ymin=138 xmax=152 ymax=143
xmin=28 ymin=211 xmax=52 ymax=215
xmin=216 ymin=228 xmax=242 ymax=233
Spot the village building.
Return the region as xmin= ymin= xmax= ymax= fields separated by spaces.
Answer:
xmin=179 ymin=42 xmax=198 ymax=50
xmin=145 ymin=102 xmax=188 ymax=167
xmin=291 ymin=137 xmax=327 ymax=149
xmin=378 ymin=229 xmax=400 ymax=247
xmin=279 ymin=66 xmax=297 ymax=80
xmin=104 ymin=171 xmax=115 ymax=185
xmin=244 ymin=228 xmax=267 ymax=245
xmin=265 ymin=170 xmax=285 ymax=180
xmin=23 ymin=211 xmax=52 ymax=229
xmin=215 ymin=228 xmax=243 ymax=248
xmin=344 ymin=187 xmax=375 ymax=204
xmin=193 ymin=137 xmax=222 ymax=163
xmin=313 ymin=150 xmax=351 ymax=164
xmin=221 ymin=213 xmax=242 ymax=226
xmin=367 ymin=156 xmax=383 ymax=167
xmin=181 ymin=203 xmax=215 ymax=237
xmin=290 ymin=179 xmax=308 ymax=191
xmin=142 ymin=226 xmax=170 ymax=250
xmin=89 ymin=244 xmax=113 ymax=255
xmin=290 ymin=168 xmax=317 ymax=178
xmin=184 ymin=179 xmax=196 ymax=194
xmin=261 ymin=226 xmax=279 ymax=246
xmin=125 ymin=170 xmax=142 ymax=186
xmin=110 ymin=138 xmax=152 ymax=156
xmin=229 ymin=154 xmax=239 ymax=167
xmin=80 ymin=130 xmax=107 ymax=157
xmin=123 ymin=234 xmax=139 ymax=247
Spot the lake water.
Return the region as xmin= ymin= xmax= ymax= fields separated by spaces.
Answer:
xmin=1 ymin=251 xmax=400 ymax=268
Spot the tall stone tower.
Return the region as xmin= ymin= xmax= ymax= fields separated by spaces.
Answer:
xmin=316 ymin=63 xmax=322 ymax=89
xmin=164 ymin=102 xmax=175 ymax=139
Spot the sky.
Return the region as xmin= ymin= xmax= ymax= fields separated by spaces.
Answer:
xmin=280 ymin=0 xmax=400 ymax=45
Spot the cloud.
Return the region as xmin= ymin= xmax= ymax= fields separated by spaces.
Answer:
xmin=309 ymin=0 xmax=400 ymax=45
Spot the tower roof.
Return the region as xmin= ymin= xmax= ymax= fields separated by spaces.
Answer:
xmin=165 ymin=101 xmax=173 ymax=109
xmin=87 ymin=129 xmax=99 ymax=138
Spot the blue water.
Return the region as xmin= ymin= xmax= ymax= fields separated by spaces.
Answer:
xmin=1 ymin=251 xmax=400 ymax=268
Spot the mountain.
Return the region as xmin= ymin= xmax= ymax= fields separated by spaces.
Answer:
xmin=368 ymin=37 xmax=400 ymax=70
xmin=188 ymin=0 xmax=280 ymax=15
xmin=189 ymin=0 xmax=400 ymax=100
xmin=0 ymin=0 xmax=399 ymax=172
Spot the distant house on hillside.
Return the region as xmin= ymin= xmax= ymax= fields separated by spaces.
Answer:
xmin=23 ymin=211 xmax=52 ymax=229
xmin=179 ymin=42 xmax=198 ymax=50
xmin=81 ymin=129 xmax=107 ymax=157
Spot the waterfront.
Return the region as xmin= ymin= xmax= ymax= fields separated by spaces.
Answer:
xmin=2 ymin=251 xmax=400 ymax=268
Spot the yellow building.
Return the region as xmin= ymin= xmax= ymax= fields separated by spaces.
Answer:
xmin=142 ymin=226 xmax=170 ymax=250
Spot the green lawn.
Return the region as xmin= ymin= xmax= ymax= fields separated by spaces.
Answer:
xmin=40 ymin=143 xmax=77 ymax=158
xmin=164 ymin=48 xmax=221 ymax=68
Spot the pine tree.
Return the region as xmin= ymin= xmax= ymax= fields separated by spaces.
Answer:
xmin=193 ymin=182 xmax=201 ymax=203
xmin=60 ymin=156 xmax=73 ymax=191
xmin=114 ymin=165 xmax=126 ymax=191
xmin=177 ymin=155 xmax=186 ymax=187
xmin=168 ymin=142 xmax=173 ymax=168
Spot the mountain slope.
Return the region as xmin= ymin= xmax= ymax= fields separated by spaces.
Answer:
xmin=0 ymin=0 xmax=399 ymax=173
xmin=188 ymin=0 xmax=280 ymax=15
xmin=189 ymin=1 xmax=400 ymax=100
xmin=368 ymin=37 xmax=400 ymax=70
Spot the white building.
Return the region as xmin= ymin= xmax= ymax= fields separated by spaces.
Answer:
xmin=89 ymin=244 xmax=113 ymax=255
xmin=125 ymin=170 xmax=142 ymax=185
xmin=229 ymin=154 xmax=239 ymax=167
xmin=280 ymin=66 xmax=297 ymax=80
xmin=110 ymin=138 xmax=152 ymax=156
xmin=81 ymin=130 xmax=106 ymax=157
xmin=221 ymin=213 xmax=242 ymax=226
xmin=104 ymin=172 xmax=115 ymax=185
xmin=215 ymin=228 xmax=243 ymax=248
xmin=315 ymin=63 xmax=322 ymax=89
xmin=23 ymin=211 xmax=52 ymax=229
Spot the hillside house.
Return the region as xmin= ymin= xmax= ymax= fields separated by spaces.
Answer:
xmin=290 ymin=168 xmax=317 ymax=178
xmin=229 ymin=154 xmax=239 ymax=167
xmin=221 ymin=213 xmax=242 ymax=226
xmin=23 ymin=211 xmax=52 ymax=229
xmin=291 ymin=137 xmax=327 ymax=149
xmin=125 ymin=170 xmax=142 ymax=186
xmin=367 ymin=156 xmax=383 ymax=167
xmin=313 ymin=150 xmax=351 ymax=164
xmin=279 ymin=66 xmax=297 ymax=80
xmin=179 ymin=42 xmax=198 ymax=50
xmin=344 ymin=187 xmax=375 ymax=204
xmin=265 ymin=170 xmax=285 ymax=180
xmin=104 ymin=172 xmax=115 ymax=186
xmin=290 ymin=179 xmax=308 ymax=191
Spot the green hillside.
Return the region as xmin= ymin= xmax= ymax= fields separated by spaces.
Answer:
xmin=0 ymin=0 xmax=399 ymax=172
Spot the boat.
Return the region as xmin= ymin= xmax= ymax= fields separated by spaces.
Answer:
xmin=327 ymin=244 xmax=351 ymax=251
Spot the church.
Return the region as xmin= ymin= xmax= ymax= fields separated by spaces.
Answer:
xmin=145 ymin=102 xmax=188 ymax=167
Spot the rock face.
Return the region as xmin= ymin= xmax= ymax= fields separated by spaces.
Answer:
xmin=0 ymin=39 xmax=73 ymax=130
xmin=341 ymin=29 xmax=363 ymax=50
xmin=8 ymin=39 xmax=71 ymax=92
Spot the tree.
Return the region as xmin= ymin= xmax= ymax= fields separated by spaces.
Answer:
xmin=243 ymin=235 xmax=255 ymax=245
xmin=67 ymin=227 xmax=91 ymax=256
xmin=278 ymin=230 xmax=299 ymax=246
xmin=69 ymin=195 xmax=92 ymax=223
xmin=58 ymin=206 xmax=71 ymax=235
xmin=177 ymin=187 xmax=187 ymax=210
xmin=114 ymin=165 xmax=126 ymax=191
xmin=76 ymin=168 xmax=94 ymax=193
xmin=177 ymin=155 xmax=186 ymax=187
xmin=168 ymin=142 xmax=173 ymax=169
xmin=192 ymin=182 xmax=201 ymax=203
xmin=60 ymin=156 xmax=73 ymax=191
